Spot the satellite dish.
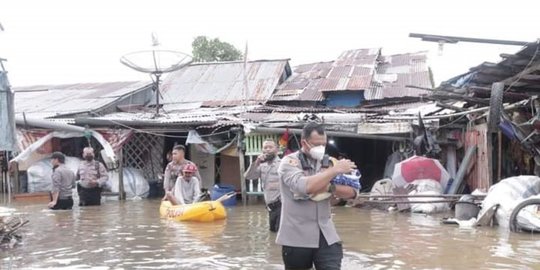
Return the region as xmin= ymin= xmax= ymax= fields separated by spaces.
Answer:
xmin=120 ymin=34 xmax=193 ymax=116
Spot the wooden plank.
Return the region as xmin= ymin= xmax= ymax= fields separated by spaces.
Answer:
xmin=503 ymin=61 xmax=540 ymax=85
xmin=13 ymin=192 xmax=50 ymax=203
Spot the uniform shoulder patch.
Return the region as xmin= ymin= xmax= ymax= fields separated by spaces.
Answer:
xmin=286 ymin=157 xmax=299 ymax=167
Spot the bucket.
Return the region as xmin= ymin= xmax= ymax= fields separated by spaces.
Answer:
xmin=455 ymin=201 xmax=480 ymax=220
xmin=210 ymin=184 xmax=237 ymax=207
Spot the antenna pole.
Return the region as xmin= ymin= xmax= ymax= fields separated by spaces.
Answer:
xmin=154 ymin=73 xmax=161 ymax=117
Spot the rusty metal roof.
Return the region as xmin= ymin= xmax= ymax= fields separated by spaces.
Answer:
xmin=13 ymin=81 xmax=151 ymax=118
xmin=159 ymin=59 xmax=291 ymax=107
xmin=271 ymin=49 xmax=432 ymax=102
xmin=365 ymin=52 xmax=433 ymax=100
xmin=271 ymin=49 xmax=380 ymax=101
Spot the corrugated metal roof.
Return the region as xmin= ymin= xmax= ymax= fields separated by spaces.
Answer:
xmin=271 ymin=49 xmax=432 ymax=102
xmin=91 ymin=105 xmax=259 ymax=125
xmin=271 ymin=49 xmax=380 ymax=102
xmin=13 ymin=81 xmax=151 ymax=118
xmin=364 ymin=52 xmax=432 ymax=100
xmin=159 ymin=59 xmax=290 ymax=106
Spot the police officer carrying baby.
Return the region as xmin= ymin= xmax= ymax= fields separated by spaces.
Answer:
xmin=277 ymin=122 xmax=357 ymax=269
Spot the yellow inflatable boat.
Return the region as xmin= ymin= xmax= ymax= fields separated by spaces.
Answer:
xmin=160 ymin=200 xmax=228 ymax=222
xmin=160 ymin=191 xmax=236 ymax=222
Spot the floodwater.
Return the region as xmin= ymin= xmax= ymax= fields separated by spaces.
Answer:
xmin=2 ymin=198 xmax=540 ymax=270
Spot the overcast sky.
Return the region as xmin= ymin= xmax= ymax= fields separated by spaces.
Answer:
xmin=1 ymin=0 xmax=538 ymax=87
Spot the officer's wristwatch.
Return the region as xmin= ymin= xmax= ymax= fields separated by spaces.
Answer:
xmin=328 ymin=183 xmax=336 ymax=194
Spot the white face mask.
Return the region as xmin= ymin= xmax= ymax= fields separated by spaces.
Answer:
xmin=309 ymin=145 xmax=326 ymax=161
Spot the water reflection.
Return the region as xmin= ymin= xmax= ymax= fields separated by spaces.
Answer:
xmin=1 ymin=199 xmax=540 ymax=269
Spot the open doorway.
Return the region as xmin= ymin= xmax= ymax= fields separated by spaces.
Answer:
xmin=326 ymin=137 xmax=394 ymax=191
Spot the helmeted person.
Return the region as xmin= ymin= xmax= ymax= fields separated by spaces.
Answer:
xmin=277 ymin=122 xmax=358 ymax=270
xmin=166 ymin=163 xmax=201 ymax=205
xmin=76 ymin=147 xmax=109 ymax=206
xmin=48 ymin=152 xmax=76 ymax=210
xmin=244 ymin=139 xmax=281 ymax=232
xmin=163 ymin=145 xmax=201 ymax=197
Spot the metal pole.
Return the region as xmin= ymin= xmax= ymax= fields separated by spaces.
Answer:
xmin=154 ymin=73 xmax=161 ymax=117
xmin=357 ymin=194 xmax=484 ymax=199
xmin=363 ymin=199 xmax=459 ymax=204
xmin=409 ymin=33 xmax=530 ymax=46
xmin=15 ymin=115 xmax=85 ymax=132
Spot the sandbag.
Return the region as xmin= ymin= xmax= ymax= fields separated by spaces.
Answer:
xmin=408 ymin=179 xmax=449 ymax=214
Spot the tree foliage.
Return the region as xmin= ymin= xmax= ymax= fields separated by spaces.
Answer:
xmin=191 ymin=36 xmax=243 ymax=62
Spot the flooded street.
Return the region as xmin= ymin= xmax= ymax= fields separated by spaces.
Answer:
xmin=2 ymin=199 xmax=540 ymax=269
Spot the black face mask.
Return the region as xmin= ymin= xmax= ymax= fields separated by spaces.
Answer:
xmin=84 ymin=155 xmax=94 ymax=162
xmin=264 ymin=153 xmax=276 ymax=161
xmin=53 ymin=164 xmax=59 ymax=170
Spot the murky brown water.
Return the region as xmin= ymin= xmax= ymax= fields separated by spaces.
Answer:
xmin=2 ymin=199 xmax=540 ymax=270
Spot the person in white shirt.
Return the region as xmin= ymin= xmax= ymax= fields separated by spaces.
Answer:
xmin=165 ymin=163 xmax=201 ymax=205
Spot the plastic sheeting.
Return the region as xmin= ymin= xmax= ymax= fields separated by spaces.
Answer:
xmin=27 ymin=156 xmax=80 ymax=193
xmin=0 ymin=71 xmax=17 ymax=151
xmin=186 ymin=130 xmax=237 ymax=155
xmin=26 ymin=155 xmax=148 ymax=199
xmin=109 ymin=168 xmax=149 ymax=198
xmin=11 ymin=130 xmax=117 ymax=171
xmin=480 ymin=175 xmax=540 ymax=228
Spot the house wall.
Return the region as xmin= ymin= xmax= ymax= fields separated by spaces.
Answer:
xmin=219 ymin=155 xmax=241 ymax=190
xmin=465 ymin=123 xmax=490 ymax=191
xmin=189 ymin=144 xmax=215 ymax=189
xmin=324 ymin=91 xmax=364 ymax=107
